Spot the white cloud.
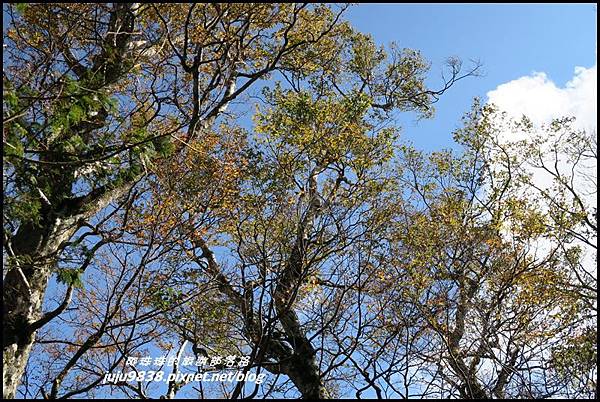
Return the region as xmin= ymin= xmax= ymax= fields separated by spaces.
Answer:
xmin=485 ymin=63 xmax=597 ymax=207
xmin=487 ymin=64 xmax=597 ymax=133
xmin=486 ymin=64 xmax=597 ymax=276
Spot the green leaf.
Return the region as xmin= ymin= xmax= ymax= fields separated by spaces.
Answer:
xmin=68 ymin=104 xmax=85 ymax=124
xmin=15 ymin=3 xmax=28 ymax=14
xmin=5 ymin=91 xmax=19 ymax=109
xmin=56 ymin=269 xmax=84 ymax=288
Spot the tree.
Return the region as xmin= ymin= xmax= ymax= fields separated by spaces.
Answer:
xmin=101 ymin=33 xmax=476 ymax=396
xmin=379 ymin=104 xmax=596 ymax=398
xmin=2 ymin=3 xmax=356 ymax=397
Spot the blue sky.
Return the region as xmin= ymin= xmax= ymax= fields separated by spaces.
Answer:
xmin=346 ymin=3 xmax=597 ymax=151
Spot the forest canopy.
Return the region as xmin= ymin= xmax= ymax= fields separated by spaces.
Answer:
xmin=2 ymin=3 xmax=597 ymax=399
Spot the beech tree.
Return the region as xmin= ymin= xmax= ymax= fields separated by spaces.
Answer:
xmin=381 ymin=104 xmax=596 ymax=398
xmin=2 ymin=3 xmax=354 ymax=397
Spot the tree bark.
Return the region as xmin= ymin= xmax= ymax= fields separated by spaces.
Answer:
xmin=270 ymin=167 xmax=327 ymax=399
xmin=3 ymin=217 xmax=78 ymax=399
xmin=2 ymin=177 xmax=135 ymax=398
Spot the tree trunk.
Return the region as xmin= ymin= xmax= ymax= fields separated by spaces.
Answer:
xmin=3 ymin=217 xmax=80 ymax=399
xmin=3 ymin=266 xmax=49 ymax=399
xmin=283 ymin=341 xmax=327 ymax=399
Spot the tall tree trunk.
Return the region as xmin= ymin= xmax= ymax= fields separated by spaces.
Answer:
xmin=3 ymin=179 xmax=134 ymax=398
xmin=275 ymin=308 xmax=327 ymax=399
xmin=271 ymin=167 xmax=327 ymax=399
xmin=3 ymin=4 xmax=139 ymax=396
xmin=3 ymin=218 xmax=78 ymax=399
